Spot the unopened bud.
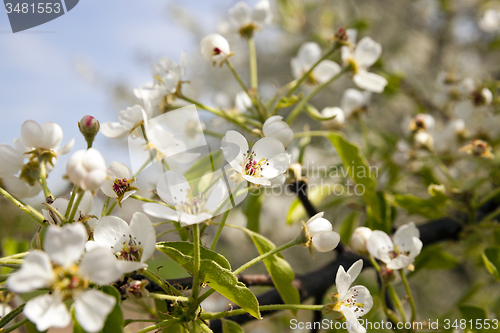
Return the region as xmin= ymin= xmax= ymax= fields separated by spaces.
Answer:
xmin=428 ymin=183 xmax=446 ymax=196
xmin=123 ymin=279 xmax=149 ymax=299
xmin=78 ymin=115 xmax=100 ymax=149
xmin=350 ymin=227 xmax=372 ymax=255
xmin=380 ymin=266 xmax=395 ymax=284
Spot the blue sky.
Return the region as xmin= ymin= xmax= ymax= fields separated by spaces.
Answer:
xmin=0 ymin=0 xmax=236 ymax=194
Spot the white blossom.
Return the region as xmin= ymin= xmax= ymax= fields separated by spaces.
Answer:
xmin=42 ymin=191 xmax=95 ymax=226
xmin=226 ymin=0 xmax=272 ymax=36
xmin=66 ymin=148 xmax=108 ymax=191
xmin=341 ymin=89 xmax=371 ymax=118
xmin=262 ymin=116 xmax=294 ymax=148
xmin=221 ymin=130 xmax=291 ymax=187
xmin=321 ymin=107 xmax=345 ymax=129
xmin=306 ymin=212 xmax=340 ymax=252
xmin=350 ymin=227 xmax=373 ymax=255
xmin=235 ymin=91 xmax=253 ymax=112
xmin=341 ymin=37 xmax=387 ymax=93
xmin=151 ymin=53 xmax=187 ymax=94
xmin=86 ymin=212 xmax=155 ymax=273
xmin=6 ymin=224 xmax=122 ymax=332
xmin=479 ymin=9 xmax=500 ymax=33
xmin=100 ymin=161 xmax=137 ymax=203
xmin=291 ymin=42 xmax=341 ymax=85
xmin=101 ymin=105 xmax=148 ymax=139
xmin=367 ymin=222 xmax=423 ymax=270
xmin=201 ymin=34 xmax=231 ymax=66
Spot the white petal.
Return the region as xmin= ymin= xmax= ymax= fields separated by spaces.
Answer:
xmin=312 ymin=231 xmax=340 ymax=252
xmin=260 ymin=153 xmax=290 ymax=179
xmin=179 ymin=212 xmax=213 ymax=226
xmin=74 ymin=290 xmax=116 ymax=333
xmin=44 ymin=224 xmax=87 ymax=268
xmin=228 ymin=1 xmax=251 ymax=27
xmin=341 ymin=89 xmax=366 ymax=116
xmin=79 ymin=248 xmax=123 ymax=284
xmin=0 ymin=144 xmax=23 ymax=175
xmin=2 ymin=176 xmax=41 ymax=199
xmin=116 ymin=260 xmax=148 ymax=273
xmin=307 ymin=212 xmax=325 ymax=223
xmin=58 ymin=138 xmax=75 ymax=155
xmin=143 ymin=203 xmax=179 ymax=221
xmin=157 ymin=171 xmax=189 ymax=205
xmin=387 ymin=255 xmax=413 ymax=270
xmin=366 ymin=230 xmax=393 ymax=264
xmin=353 ymin=37 xmax=382 ymax=68
xmin=409 ymin=237 xmax=423 ymax=259
xmin=20 ymin=120 xmax=43 ymax=149
xmin=130 ymin=212 xmax=156 ymax=262
xmin=353 ymin=71 xmax=387 ymax=93
xmin=83 ymin=169 xmax=108 ymax=191
xmin=78 ymin=191 xmax=94 ymax=216
xmin=341 ymin=305 xmax=366 ymax=333
xmin=40 ymin=122 xmax=63 ymax=150
xmin=118 ymin=105 xmax=146 ymax=128
xmin=24 ymin=294 xmax=71 ymax=332
xmin=82 ymin=148 xmax=107 ymax=172
xmin=297 ymin=42 xmax=321 ymax=69
xmin=335 ymin=265 xmax=351 ymax=300
xmin=6 ymin=251 xmax=53 ymax=293
xmin=312 ymin=60 xmax=341 ymax=83
xmin=222 ymin=130 xmax=249 ymax=157
xmin=205 ymin=179 xmax=230 ymax=213
xmin=346 ymin=259 xmax=363 ymax=282
xmin=252 ymin=0 xmax=272 ymax=27
xmin=306 ymin=217 xmax=332 ymax=238
xmin=346 ymin=285 xmax=373 ymax=317
xmin=93 ymin=216 xmax=130 ymax=250
xmin=393 ymin=222 xmax=420 ymax=254
xmin=251 ymin=137 xmax=285 ymax=160
xmin=242 ymin=174 xmax=271 ymax=186
xmin=100 ymin=122 xmax=130 ymax=139
xmin=109 ymin=161 xmax=131 ymax=179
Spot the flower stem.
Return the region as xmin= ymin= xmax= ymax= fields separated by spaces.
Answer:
xmin=286 ymin=43 xmax=339 ymax=97
xmin=201 ymin=304 xmax=324 ymax=320
xmin=192 ymin=223 xmax=201 ymax=300
xmin=101 ymin=196 xmax=110 ymax=217
xmin=2 ymin=318 xmax=29 ymax=333
xmin=209 ymin=209 xmax=230 ymax=251
xmin=400 ymin=270 xmax=417 ymax=326
xmin=286 ymin=68 xmax=348 ymax=124
xmin=142 ymin=268 xmax=183 ymax=297
xmin=0 ymin=187 xmax=44 ymax=226
xmin=149 ymin=293 xmax=190 ymax=303
xmin=67 ymin=191 xmax=84 ymax=223
xmin=248 ymin=37 xmax=258 ymax=90
xmin=134 ymin=318 xmax=184 ymax=333
xmin=64 ymin=185 xmax=78 ymax=219
xmin=38 ymin=161 xmax=53 ymax=200
xmin=381 ymin=284 xmax=403 ymax=329
xmin=226 ymin=60 xmax=264 ymax=120
xmin=388 ymin=283 xmax=407 ymax=323
xmin=130 ymin=194 xmax=175 ymax=209
xmin=105 ymin=201 xmax=117 ymax=216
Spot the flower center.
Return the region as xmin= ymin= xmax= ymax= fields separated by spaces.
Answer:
xmin=116 ymin=235 xmax=143 ymax=261
xmin=213 ymin=47 xmax=222 ymax=56
xmin=176 ymin=188 xmax=207 ymax=215
xmin=340 ymin=288 xmax=366 ymax=315
xmin=113 ymin=178 xmax=132 ymax=196
xmin=242 ymin=150 xmax=269 ymax=178
xmin=52 ymin=265 xmax=89 ymax=300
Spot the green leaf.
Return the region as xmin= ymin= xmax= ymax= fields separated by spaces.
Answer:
xmin=72 ymin=308 xmax=86 ymax=333
xmin=0 ymin=303 xmax=25 ymax=328
xmin=459 ymin=306 xmax=494 ymax=333
xmin=393 ymin=194 xmax=447 ymax=219
xmin=221 ymin=319 xmax=244 ymax=333
xmin=412 ymin=244 xmax=459 ymax=274
xmin=286 ymin=199 xmax=304 ymax=225
xmin=339 ymin=212 xmax=359 ymax=245
xmin=326 ymin=132 xmax=379 ymax=220
xmin=286 ymin=184 xmax=339 ymax=225
xmin=244 ymin=230 xmax=300 ymax=312
xmin=25 ymin=321 xmax=46 ymax=333
xmin=99 ymin=286 xmax=123 ymax=333
xmin=156 ymin=242 xmax=261 ymax=319
xmin=243 ymin=191 xmax=263 ymax=232
xmin=482 ymin=247 xmax=500 ymax=280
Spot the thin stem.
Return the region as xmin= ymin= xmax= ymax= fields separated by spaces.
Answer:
xmin=38 ymin=161 xmax=52 ymax=199
xmin=106 ymin=201 xmax=117 ymax=216
xmin=64 ymin=185 xmax=78 ymax=219
xmin=248 ymin=37 xmax=258 ymax=90
xmin=156 ymin=228 xmax=179 ymax=239
xmin=0 ymin=187 xmax=44 ymax=226
xmin=210 ymin=210 xmax=230 ymax=251
xmin=286 ymin=43 xmax=339 ymax=97
xmin=400 ymin=270 xmax=417 ymax=326
xmin=201 ymin=304 xmax=324 ymax=320
xmin=101 ymin=196 xmax=110 ymax=217
xmin=3 ymin=318 xmax=29 ymax=333
xmin=130 ymin=194 xmax=174 ymax=209
xmin=67 ymin=191 xmax=84 ymax=223
xmin=226 ymin=61 xmax=251 ymax=98
xmin=134 ymin=155 xmax=153 ymax=178
xmin=388 ymin=283 xmax=407 ymax=323
xmin=142 ymin=268 xmax=183 ymax=297
xmin=192 ymin=223 xmax=201 ymax=300
xmin=134 ymin=318 xmax=184 ymax=333
xmin=381 ymin=284 xmax=404 ymax=329
xmin=233 ymin=238 xmax=300 ymax=275
xmin=149 ymin=293 xmax=190 ymax=303
xmin=286 ymin=68 xmax=348 ymax=124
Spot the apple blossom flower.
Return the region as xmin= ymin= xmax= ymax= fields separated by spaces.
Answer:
xmin=226 ymin=0 xmax=272 ymax=38
xmin=85 ymin=212 xmax=155 ymax=273
xmin=42 ymin=191 xmax=95 ymax=226
xmin=18 ymin=120 xmax=75 ymax=158
xmin=235 ymin=91 xmax=253 ymax=112
xmin=101 ymin=105 xmax=148 ymax=139
xmin=6 ymin=223 xmax=122 ymax=332
xmin=100 ymin=162 xmax=137 ymax=204
xmin=143 ymin=171 xmax=230 ymax=226
xmin=479 ymin=9 xmax=500 ymax=33
xmin=458 ymin=78 xmax=493 ymax=106
xmin=460 ymin=139 xmax=494 ymax=159
xmin=321 ymin=107 xmax=346 ymax=129
xmin=305 ymin=212 xmax=340 ymax=252
xmin=78 ymin=115 xmax=100 ymax=148
xmin=133 ymin=81 xmax=168 ymax=117
xmin=66 ymin=148 xmax=108 ymax=191
xmin=201 ymin=34 xmax=232 ymax=66
xmin=341 ymin=89 xmax=371 ymax=118
xmin=262 ymin=116 xmax=294 ymax=148
xmin=323 ymin=259 xmax=373 ymax=333
xmin=350 ymin=227 xmax=373 ymax=255
xmin=291 ymin=42 xmax=341 ymax=85
xmin=341 ymin=36 xmax=387 ymax=93
xmin=367 ymin=222 xmax=423 ymax=270
xmin=221 ymin=130 xmax=291 ymax=187
xmin=428 ymin=183 xmax=446 ymax=196
xmin=413 ymin=131 xmax=434 ymax=151
xmin=151 ymin=52 xmax=187 ymax=94
xmin=408 ymin=113 xmax=435 ymax=133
